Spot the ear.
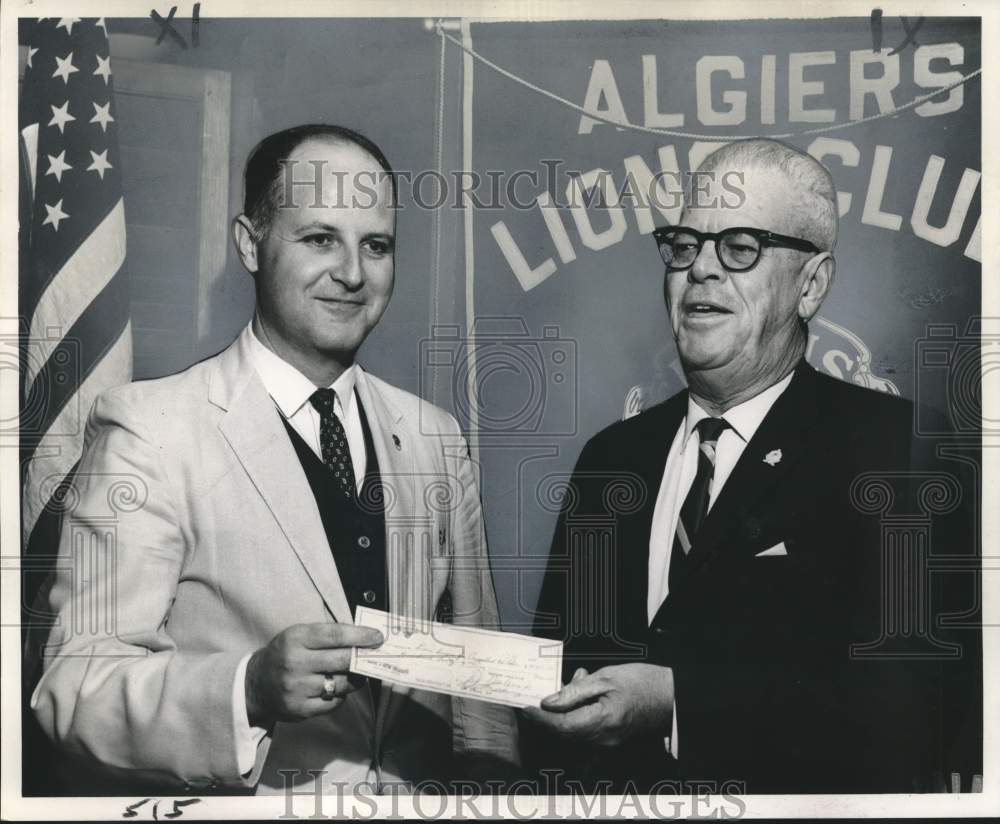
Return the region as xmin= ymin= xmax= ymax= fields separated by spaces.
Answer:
xmin=232 ymin=215 xmax=260 ymax=274
xmin=797 ymin=253 xmax=835 ymax=323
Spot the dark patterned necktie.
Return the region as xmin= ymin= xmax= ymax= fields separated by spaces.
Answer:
xmin=310 ymin=388 xmax=355 ymax=500
xmin=668 ymin=416 xmax=730 ymax=593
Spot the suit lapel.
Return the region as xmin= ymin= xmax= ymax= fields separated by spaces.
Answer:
xmin=211 ymin=334 xmax=354 ymax=624
xmin=686 ymin=363 xmax=821 ymax=569
xmin=625 ymin=394 xmax=688 ymax=604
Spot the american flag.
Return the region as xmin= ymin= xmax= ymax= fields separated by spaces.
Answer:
xmin=19 ymin=17 xmax=132 ymax=558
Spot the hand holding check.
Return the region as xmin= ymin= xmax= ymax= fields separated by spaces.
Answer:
xmin=243 ymin=607 xmax=671 ymax=749
xmin=523 ymin=663 xmax=675 ymax=747
xmin=245 ymin=622 xmax=384 ymax=727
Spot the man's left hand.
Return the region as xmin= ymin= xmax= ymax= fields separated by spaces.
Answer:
xmin=521 ymin=663 xmax=674 ymax=747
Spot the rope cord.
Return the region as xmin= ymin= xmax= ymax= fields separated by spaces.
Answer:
xmin=436 ymin=25 xmax=981 ymax=141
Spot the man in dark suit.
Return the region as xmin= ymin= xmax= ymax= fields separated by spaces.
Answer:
xmin=525 ymin=138 xmax=935 ymax=794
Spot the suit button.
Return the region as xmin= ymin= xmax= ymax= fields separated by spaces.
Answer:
xmin=358 ymin=535 xmax=371 ymax=549
xmin=209 ymin=780 xmax=219 ymax=789
xmin=363 ymin=590 xmax=377 ymax=604
xmin=653 ymin=626 xmax=665 ymax=634
xmin=182 ymin=783 xmax=192 ymax=792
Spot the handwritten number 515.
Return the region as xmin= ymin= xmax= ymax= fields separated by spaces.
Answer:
xmin=123 ymin=798 xmax=201 ymax=820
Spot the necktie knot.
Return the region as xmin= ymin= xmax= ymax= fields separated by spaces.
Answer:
xmin=310 ymin=388 xmax=337 ymax=415
xmin=695 ymin=416 xmax=729 ymax=448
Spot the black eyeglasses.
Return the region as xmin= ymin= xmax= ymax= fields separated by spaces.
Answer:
xmin=653 ymin=226 xmax=821 ymax=272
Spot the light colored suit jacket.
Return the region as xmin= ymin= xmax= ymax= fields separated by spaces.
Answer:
xmin=31 ymin=331 xmax=518 ymax=793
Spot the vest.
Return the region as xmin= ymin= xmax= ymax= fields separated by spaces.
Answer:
xmin=280 ymin=399 xmax=389 ymax=621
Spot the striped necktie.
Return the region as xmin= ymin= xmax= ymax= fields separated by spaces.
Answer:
xmin=668 ymin=416 xmax=730 ymax=594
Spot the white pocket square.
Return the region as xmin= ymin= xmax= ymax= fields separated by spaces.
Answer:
xmin=755 ymin=542 xmax=788 ymax=557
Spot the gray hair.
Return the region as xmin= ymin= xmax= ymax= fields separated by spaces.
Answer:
xmin=697 ymin=138 xmax=838 ymax=252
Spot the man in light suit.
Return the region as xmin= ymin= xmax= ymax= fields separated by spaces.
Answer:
xmin=32 ymin=124 xmax=518 ymax=794
xmin=526 ymin=139 xmax=936 ymax=793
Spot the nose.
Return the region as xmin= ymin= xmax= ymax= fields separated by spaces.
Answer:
xmin=688 ymin=238 xmax=724 ymax=284
xmin=332 ymin=244 xmax=363 ymax=290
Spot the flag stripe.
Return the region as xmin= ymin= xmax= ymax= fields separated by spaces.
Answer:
xmin=21 ymin=124 xmax=39 ymax=196
xmin=21 ymin=190 xmax=122 ymax=324
xmin=20 ymin=266 xmax=129 ymax=468
xmin=24 ymin=199 xmax=125 ymax=393
xmin=22 ymin=321 xmax=132 ymax=543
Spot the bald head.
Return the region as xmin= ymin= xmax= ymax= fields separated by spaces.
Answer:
xmin=697 ymin=139 xmax=838 ymax=252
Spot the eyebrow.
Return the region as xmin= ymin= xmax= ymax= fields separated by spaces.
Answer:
xmin=292 ymin=221 xmax=394 ymax=240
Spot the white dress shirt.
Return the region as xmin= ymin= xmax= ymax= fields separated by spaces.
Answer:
xmin=647 ymin=371 xmax=793 ymax=758
xmin=232 ymin=322 xmax=368 ymax=774
xmin=246 ymin=323 xmax=366 ymax=488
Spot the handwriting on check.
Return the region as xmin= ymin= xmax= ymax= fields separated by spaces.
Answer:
xmin=350 ymin=607 xmax=562 ymax=708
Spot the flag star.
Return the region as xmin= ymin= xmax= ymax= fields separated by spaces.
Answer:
xmin=90 ymin=101 xmax=114 ymax=132
xmin=42 ymin=199 xmax=69 ymax=231
xmin=48 ymin=101 xmax=75 ymax=133
xmin=26 ymin=47 xmax=39 ymax=69
xmin=87 ymin=149 xmax=112 ymax=180
xmin=45 ymin=150 xmax=73 ymax=182
xmin=52 ymin=52 xmax=79 ymax=84
xmin=55 ymin=18 xmax=81 ymax=35
xmin=94 ymin=54 xmax=112 ymax=84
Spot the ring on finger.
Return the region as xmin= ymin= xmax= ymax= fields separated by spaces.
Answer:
xmin=321 ymin=674 xmax=337 ymax=701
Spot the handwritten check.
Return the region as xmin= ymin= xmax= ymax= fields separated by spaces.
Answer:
xmin=350 ymin=607 xmax=563 ymax=708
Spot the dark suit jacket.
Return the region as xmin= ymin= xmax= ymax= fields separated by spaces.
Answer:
xmin=531 ymin=362 xmax=937 ymax=794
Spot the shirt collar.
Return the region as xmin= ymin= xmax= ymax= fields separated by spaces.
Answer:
xmin=244 ymin=322 xmax=357 ymax=418
xmin=683 ymin=370 xmax=795 ymax=444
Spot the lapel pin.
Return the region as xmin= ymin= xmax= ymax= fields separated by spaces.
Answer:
xmin=392 ymin=434 xmax=401 ymax=450
xmin=763 ymin=449 xmax=782 ymax=467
